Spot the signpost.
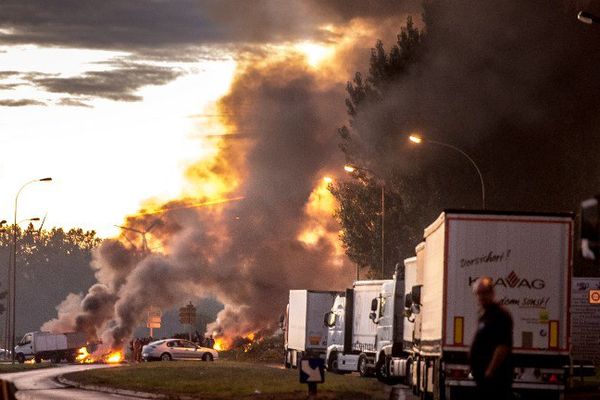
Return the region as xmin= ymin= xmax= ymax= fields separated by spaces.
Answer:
xmin=179 ymin=302 xmax=197 ymax=341
xmin=146 ymin=307 xmax=162 ymax=337
xmin=299 ymin=357 xmax=324 ymax=398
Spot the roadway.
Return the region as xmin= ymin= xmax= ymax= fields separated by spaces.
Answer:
xmin=0 ymin=364 xmax=138 ymax=400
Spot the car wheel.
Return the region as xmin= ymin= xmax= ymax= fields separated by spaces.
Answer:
xmin=202 ymin=353 xmax=214 ymax=362
xmin=160 ymin=353 xmax=172 ymax=361
xmin=358 ymin=354 xmax=370 ymax=377
xmin=16 ymin=353 xmax=25 ymax=364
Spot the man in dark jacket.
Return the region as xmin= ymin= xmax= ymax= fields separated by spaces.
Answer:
xmin=470 ymin=276 xmax=513 ymax=400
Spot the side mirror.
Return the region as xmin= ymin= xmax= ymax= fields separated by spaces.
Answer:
xmin=404 ymin=293 xmax=413 ymax=309
xmin=278 ymin=313 xmax=285 ymax=330
xmin=411 ymin=285 xmax=422 ymax=307
xmin=370 ymin=298 xmax=378 ymax=312
xmin=324 ymin=311 xmax=336 ymax=327
xmin=369 ymin=311 xmax=377 ymax=321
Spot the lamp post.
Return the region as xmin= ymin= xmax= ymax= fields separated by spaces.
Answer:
xmin=11 ymin=177 xmax=51 ymax=363
xmin=5 ymin=217 xmax=40 ymax=356
xmin=344 ymin=165 xmax=386 ymax=279
xmin=409 ymin=135 xmax=486 ymax=209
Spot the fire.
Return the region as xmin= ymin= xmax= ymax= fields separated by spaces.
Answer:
xmin=76 ymin=346 xmax=94 ymax=363
xmin=298 ymin=177 xmax=345 ymax=257
xmin=105 ymin=351 xmax=123 ymax=363
xmin=24 ymin=359 xmax=35 ymax=364
xmin=75 ymin=346 xmax=123 ymax=364
xmin=213 ymin=337 xmax=228 ymax=351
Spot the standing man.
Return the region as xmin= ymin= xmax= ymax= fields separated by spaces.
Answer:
xmin=133 ymin=338 xmax=142 ymax=363
xmin=470 ymin=276 xmax=514 ymax=400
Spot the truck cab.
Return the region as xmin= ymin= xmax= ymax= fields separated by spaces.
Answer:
xmin=372 ymin=258 xmax=418 ymax=385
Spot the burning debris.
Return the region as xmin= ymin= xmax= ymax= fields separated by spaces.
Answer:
xmin=76 ymin=346 xmax=124 ymax=364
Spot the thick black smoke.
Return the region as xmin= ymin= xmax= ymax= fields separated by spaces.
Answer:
xmin=344 ymin=0 xmax=600 ymax=241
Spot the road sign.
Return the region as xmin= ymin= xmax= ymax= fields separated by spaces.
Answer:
xmin=590 ymin=289 xmax=600 ymax=304
xmin=299 ymin=357 xmax=325 ymax=384
xmin=179 ymin=302 xmax=197 ymax=324
xmin=147 ymin=309 xmax=162 ymax=328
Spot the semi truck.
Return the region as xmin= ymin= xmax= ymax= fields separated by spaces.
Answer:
xmin=408 ymin=210 xmax=573 ymax=400
xmin=371 ymin=256 xmax=418 ymax=385
xmin=14 ymin=331 xmax=88 ymax=363
xmin=324 ymin=280 xmax=390 ymax=376
xmin=282 ymin=290 xmax=338 ymax=368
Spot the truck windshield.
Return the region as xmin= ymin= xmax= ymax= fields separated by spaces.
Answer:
xmin=18 ymin=334 xmax=32 ymax=346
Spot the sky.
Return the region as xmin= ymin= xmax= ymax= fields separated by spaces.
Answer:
xmin=0 ymin=0 xmax=417 ymax=237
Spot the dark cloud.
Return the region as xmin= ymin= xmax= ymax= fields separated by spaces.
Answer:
xmin=33 ymin=62 xmax=184 ymax=101
xmin=0 ymin=0 xmax=419 ymax=53
xmin=0 ymin=71 xmax=19 ymax=78
xmin=57 ymin=97 xmax=93 ymax=108
xmin=0 ymin=99 xmax=46 ymax=107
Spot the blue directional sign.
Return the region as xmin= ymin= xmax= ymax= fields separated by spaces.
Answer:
xmin=299 ymin=357 xmax=325 ymax=383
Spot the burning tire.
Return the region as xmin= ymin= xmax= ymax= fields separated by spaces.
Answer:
xmin=202 ymin=353 xmax=214 ymax=361
xmin=160 ymin=353 xmax=172 ymax=361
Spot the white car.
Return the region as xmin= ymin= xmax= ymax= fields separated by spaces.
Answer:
xmin=141 ymin=339 xmax=218 ymax=362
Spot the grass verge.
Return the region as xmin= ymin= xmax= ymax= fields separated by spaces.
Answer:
xmin=64 ymin=361 xmax=390 ymax=399
xmin=0 ymin=362 xmax=56 ymax=374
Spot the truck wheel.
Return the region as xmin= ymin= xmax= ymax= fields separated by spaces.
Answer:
xmin=376 ymin=357 xmax=402 ymax=385
xmin=35 ymin=355 xmax=42 ymax=364
xmin=160 ymin=353 xmax=172 ymax=361
xmin=327 ymin=352 xmax=339 ymax=373
xmin=358 ymin=354 xmax=370 ymax=377
xmin=52 ymin=355 xmax=62 ymax=364
xmin=16 ymin=353 xmax=25 ymax=364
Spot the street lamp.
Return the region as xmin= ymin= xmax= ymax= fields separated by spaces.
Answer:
xmin=409 ymin=134 xmax=485 ymax=209
xmin=5 ymin=217 xmax=40 ymax=355
xmin=578 ymin=11 xmax=600 ymax=25
xmin=344 ymin=164 xmax=386 ymax=279
xmin=11 ymin=177 xmax=51 ymax=363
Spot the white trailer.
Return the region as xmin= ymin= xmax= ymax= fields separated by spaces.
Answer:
xmin=283 ymin=290 xmax=338 ymax=368
xmin=324 ymin=280 xmax=391 ymax=376
xmin=410 ymin=210 xmax=573 ymax=400
xmin=14 ymin=331 xmax=88 ymax=363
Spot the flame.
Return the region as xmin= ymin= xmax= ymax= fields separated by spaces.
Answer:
xmin=24 ymin=359 xmax=35 ymax=364
xmin=213 ymin=337 xmax=228 ymax=351
xmin=105 ymin=351 xmax=123 ymax=363
xmin=75 ymin=346 xmax=122 ymax=364
xmin=76 ymin=346 xmax=93 ymax=363
xmin=298 ymin=178 xmax=342 ymax=252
